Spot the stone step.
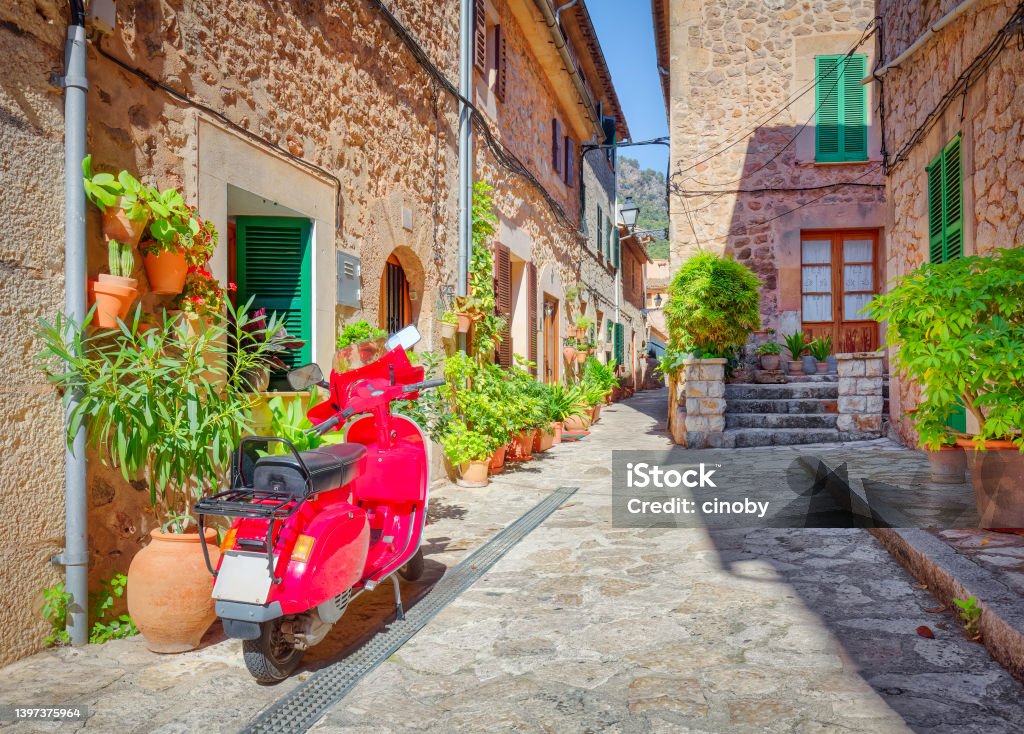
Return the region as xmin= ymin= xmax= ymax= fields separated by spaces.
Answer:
xmin=783 ymin=374 xmax=838 ymax=383
xmin=725 ymin=413 xmax=839 ymax=430
xmin=710 ymin=427 xmax=880 ymax=448
xmin=724 ymin=383 xmax=838 ymax=400
xmin=726 ymin=398 xmax=838 ymax=415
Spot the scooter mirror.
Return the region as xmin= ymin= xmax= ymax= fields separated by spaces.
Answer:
xmin=385 ymin=324 xmax=421 ymax=352
xmin=287 ymin=363 xmax=324 ymax=391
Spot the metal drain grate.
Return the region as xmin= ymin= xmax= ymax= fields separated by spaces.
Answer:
xmin=241 ymin=485 xmax=579 ymax=734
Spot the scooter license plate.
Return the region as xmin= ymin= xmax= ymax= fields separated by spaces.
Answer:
xmin=212 ymin=552 xmax=275 ymax=605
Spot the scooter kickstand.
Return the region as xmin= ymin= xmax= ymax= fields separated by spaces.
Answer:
xmin=390 ymin=575 xmax=405 ymax=621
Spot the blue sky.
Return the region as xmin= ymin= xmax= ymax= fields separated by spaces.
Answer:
xmin=587 ymin=0 xmax=669 ymax=175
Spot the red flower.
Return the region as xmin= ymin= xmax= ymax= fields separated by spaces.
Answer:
xmin=227 ymin=282 xmax=237 ymax=292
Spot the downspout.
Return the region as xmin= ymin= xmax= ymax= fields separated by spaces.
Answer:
xmin=457 ymin=0 xmax=473 ymax=301
xmin=53 ymin=0 xmax=89 ymax=646
xmin=531 ymin=0 xmax=601 ymax=135
xmin=872 ymin=0 xmax=982 ymax=80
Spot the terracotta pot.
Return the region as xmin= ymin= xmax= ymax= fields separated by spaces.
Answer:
xmin=439 ymin=320 xmax=457 ymax=341
xmin=563 ymin=414 xmax=591 ymax=433
xmin=127 ymin=529 xmax=219 ymax=653
xmin=457 ymin=459 xmax=490 ymax=488
xmin=760 ymin=354 xmax=781 ymax=371
xmin=551 ymin=422 xmax=563 ymax=445
xmin=927 ymin=445 xmax=967 ymax=484
xmin=611 ymin=386 xmax=624 ymax=402
xmin=456 ymin=313 xmax=473 ymax=333
xmin=510 ymin=430 xmax=534 ymax=461
xmin=787 ymin=360 xmax=803 ymax=374
xmin=102 ymin=203 xmax=150 ymax=247
xmin=143 ymin=249 xmax=187 ymax=294
xmin=489 ymin=444 xmax=506 ymax=473
xmin=815 ymin=360 xmax=829 ymax=374
xmin=576 ymin=352 xmax=587 ymax=364
xmin=575 ymin=327 xmax=586 ymax=339
xmin=956 ymin=437 xmax=1024 ymax=528
xmin=563 ymin=346 xmax=577 ymax=362
xmin=98 ymin=272 xmax=138 ymax=290
xmin=90 ymin=280 xmax=136 ymax=328
xmin=591 ymin=404 xmax=602 ymax=423
xmin=533 ymin=427 xmax=555 ymax=453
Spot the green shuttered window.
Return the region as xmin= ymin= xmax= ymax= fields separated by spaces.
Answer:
xmin=613 ymin=227 xmax=620 ymax=270
xmin=613 ymin=322 xmax=624 ymax=367
xmin=815 ymin=54 xmax=868 ymax=162
xmin=927 ymin=135 xmax=963 ymax=264
xmin=235 ymin=216 xmax=312 ymax=370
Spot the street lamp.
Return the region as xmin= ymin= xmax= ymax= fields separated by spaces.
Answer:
xmin=654 ymin=293 xmax=662 ymax=308
xmin=619 ymin=196 xmax=640 ymax=231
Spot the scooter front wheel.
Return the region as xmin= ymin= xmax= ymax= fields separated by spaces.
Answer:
xmin=398 ymin=547 xmax=425 ymax=581
xmin=243 ymin=618 xmax=304 ymax=684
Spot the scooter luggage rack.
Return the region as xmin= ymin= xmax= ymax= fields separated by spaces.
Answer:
xmin=194 ymin=435 xmax=316 ymax=581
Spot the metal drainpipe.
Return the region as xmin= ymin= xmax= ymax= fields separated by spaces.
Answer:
xmin=53 ymin=0 xmax=90 ymax=646
xmin=457 ymin=0 xmax=472 ymax=301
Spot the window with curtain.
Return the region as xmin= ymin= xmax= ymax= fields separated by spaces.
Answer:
xmin=801 ymin=238 xmax=832 ymax=322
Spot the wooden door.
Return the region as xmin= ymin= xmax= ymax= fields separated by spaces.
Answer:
xmin=800 ymin=230 xmax=880 ymax=352
xmin=543 ymin=296 xmax=559 ymax=384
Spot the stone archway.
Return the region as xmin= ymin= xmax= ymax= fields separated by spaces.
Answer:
xmin=379 ymin=245 xmax=425 ymax=335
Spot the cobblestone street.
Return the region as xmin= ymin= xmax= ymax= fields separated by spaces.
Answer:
xmin=3 ymin=389 xmax=1022 ymax=733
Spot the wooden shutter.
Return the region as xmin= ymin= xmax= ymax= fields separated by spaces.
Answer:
xmin=613 ymin=322 xmax=624 ymax=367
xmin=928 ymin=134 xmax=963 ymax=264
xmin=605 ymin=215 xmax=612 ymax=260
xmin=494 ymin=243 xmax=513 ymax=367
xmin=565 ymin=136 xmax=575 ymax=187
xmin=816 ymin=54 xmax=867 ymax=162
xmin=552 ymin=119 xmax=563 ymax=174
xmin=943 ymin=135 xmax=963 ymax=261
xmin=235 ymin=217 xmax=312 ymax=369
xmin=527 ymin=261 xmax=538 ymax=374
xmin=495 ymin=24 xmax=507 ymax=101
xmin=612 ymin=227 xmax=620 ymax=269
xmin=596 ymin=206 xmax=603 ymax=258
xmin=473 ymin=0 xmax=486 ymax=73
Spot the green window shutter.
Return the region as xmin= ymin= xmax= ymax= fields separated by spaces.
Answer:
xmin=605 ymin=215 xmax=612 ymax=260
xmin=236 ymin=216 xmax=312 ymax=370
xmin=927 ymin=134 xmax=963 ymax=264
xmin=596 ymin=207 xmax=603 ymax=254
xmin=613 ymin=322 xmax=624 ymax=366
xmin=815 ymin=54 xmax=868 ymax=162
xmin=943 ymin=135 xmax=963 ymax=261
xmin=613 ymin=227 xmax=621 ymax=269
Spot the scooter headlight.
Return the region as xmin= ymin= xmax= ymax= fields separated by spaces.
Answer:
xmin=292 ymin=535 xmax=315 ymax=563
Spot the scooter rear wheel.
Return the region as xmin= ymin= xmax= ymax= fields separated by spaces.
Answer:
xmin=243 ymin=618 xmax=304 ymax=684
xmin=398 ymin=547 xmax=425 ymax=581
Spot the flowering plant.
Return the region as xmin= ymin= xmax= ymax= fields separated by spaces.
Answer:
xmin=239 ymin=306 xmax=305 ymax=373
xmin=176 ymin=266 xmax=228 ymax=316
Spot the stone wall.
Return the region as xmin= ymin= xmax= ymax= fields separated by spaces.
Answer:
xmin=665 ymin=0 xmax=885 ymax=332
xmin=836 ymin=352 xmax=884 ymax=438
xmin=877 ymin=0 xmax=1024 ymax=446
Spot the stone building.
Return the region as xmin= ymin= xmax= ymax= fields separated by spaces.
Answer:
xmin=0 ymin=0 xmax=628 ymax=662
xmin=644 ymin=258 xmax=671 ymax=342
xmin=872 ymin=0 xmax=1024 ymax=446
xmin=652 ymin=0 xmax=886 ymax=350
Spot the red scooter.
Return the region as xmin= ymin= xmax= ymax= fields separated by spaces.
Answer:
xmin=195 ymin=326 xmax=443 ymax=683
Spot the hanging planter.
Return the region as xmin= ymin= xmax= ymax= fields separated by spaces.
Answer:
xmin=576 ymin=351 xmax=587 ymax=365
xmin=563 ymin=345 xmax=577 ymax=363
xmin=142 ymin=247 xmax=188 ymax=295
xmin=102 ymin=202 xmax=150 ymax=247
xmin=439 ymin=319 xmax=457 ymax=342
xmin=89 ymin=280 xmax=136 ymax=328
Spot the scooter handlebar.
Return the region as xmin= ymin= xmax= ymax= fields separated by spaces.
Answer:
xmin=403 ymin=378 xmax=445 ymax=393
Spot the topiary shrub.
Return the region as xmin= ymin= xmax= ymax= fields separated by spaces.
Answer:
xmin=663 ymin=251 xmax=762 ymax=356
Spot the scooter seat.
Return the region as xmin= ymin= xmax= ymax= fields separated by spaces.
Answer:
xmin=253 ymin=443 xmax=366 ymax=498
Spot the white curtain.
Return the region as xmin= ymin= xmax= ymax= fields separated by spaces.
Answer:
xmin=803 ymin=294 xmax=832 ymax=321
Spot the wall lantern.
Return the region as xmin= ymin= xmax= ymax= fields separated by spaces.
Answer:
xmin=654 ymin=293 xmax=662 ymax=308
xmin=620 ymin=196 xmax=640 ymax=231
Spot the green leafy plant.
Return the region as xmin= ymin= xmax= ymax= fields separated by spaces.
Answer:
xmin=545 ymin=384 xmax=589 ymax=423
xmin=865 ymin=247 xmax=1024 ymax=450
xmin=107 ymin=239 xmax=135 ymax=279
xmin=336 ymin=320 xmax=387 ymax=349
xmin=782 ymin=331 xmax=809 ymax=359
xmin=41 ymin=582 xmax=72 ymax=647
xmin=36 ymin=302 xmax=282 ymax=532
xmin=440 ymin=311 xmax=458 ymax=325
xmin=663 ymin=251 xmax=762 ymax=356
xmin=89 ymin=574 xmax=137 ymax=644
xmin=755 ymin=341 xmax=781 ymax=356
xmin=807 ymin=335 xmax=832 ymax=362
xmin=654 ymin=344 xmax=688 ymax=381
xmin=574 ymin=314 xmax=592 ymax=331
xmin=439 ymin=352 xmax=517 ymax=461
xmin=580 ymin=356 xmax=619 ymax=403
xmin=396 ymin=350 xmax=452 ymax=443
xmin=140 ymin=188 xmax=200 ymax=254
xmin=952 ymin=596 xmax=982 ymax=640
xmin=82 ymin=155 xmax=149 ymax=221
xmin=440 ymin=420 xmax=495 ymax=465
xmin=266 ymin=391 xmax=345 ymax=453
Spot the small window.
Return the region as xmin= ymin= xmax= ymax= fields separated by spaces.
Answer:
xmin=552 ymin=119 xmax=563 ymax=175
xmin=815 ymin=54 xmax=868 ymax=162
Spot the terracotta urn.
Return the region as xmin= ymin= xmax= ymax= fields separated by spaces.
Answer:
xmin=563 ymin=346 xmax=577 ymax=363
xmin=456 ymin=313 xmax=473 ymax=333
xmin=927 ymin=445 xmax=967 ymax=484
xmin=956 ymin=437 xmax=1024 ymax=528
xmin=142 ymin=248 xmax=187 ymax=294
xmin=591 ymin=404 xmax=602 ymax=423
xmin=127 ymin=529 xmax=219 ymax=653
xmin=576 ymin=351 xmax=587 ymax=364
xmin=457 ymin=459 xmax=490 ymax=488
xmin=563 ymin=414 xmax=591 ymax=433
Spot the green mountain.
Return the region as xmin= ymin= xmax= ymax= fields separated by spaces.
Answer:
xmin=618 ymin=156 xmax=669 ymax=261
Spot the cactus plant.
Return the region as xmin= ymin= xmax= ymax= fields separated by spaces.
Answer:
xmin=108 ymin=239 xmax=135 ymax=279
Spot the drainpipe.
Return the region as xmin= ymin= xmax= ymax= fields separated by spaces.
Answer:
xmin=53 ymin=0 xmax=89 ymax=646
xmin=872 ymin=0 xmax=982 ymax=80
xmin=457 ymin=0 xmax=473 ymax=301
xmin=555 ymin=0 xmax=579 ymax=24
xmin=531 ymin=0 xmax=601 ymax=135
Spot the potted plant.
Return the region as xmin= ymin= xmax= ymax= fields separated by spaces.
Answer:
xmin=237 ymin=305 xmax=306 ymax=392
xmin=90 ymin=239 xmax=138 ymax=328
xmin=782 ymin=331 xmax=808 ymax=374
xmin=575 ymin=345 xmax=588 ymax=365
xmin=755 ymin=341 xmax=782 ymax=370
xmin=37 ymin=303 xmax=281 ymax=652
xmin=866 ymin=246 xmax=1024 ymax=528
xmin=574 ymin=314 xmax=592 ymax=340
xmin=546 ymin=384 xmax=586 ymax=442
xmin=440 ymin=421 xmax=494 ymax=487
xmin=563 ymin=338 xmax=578 ymax=364
xmin=138 ymin=189 xmax=200 ymax=295
xmin=335 ymin=320 xmax=387 ymax=371
xmin=807 ymin=335 xmax=832 ymax=374
xmin=439 ymin=311 xmax=458 ymax=342
xmin=82 ymin=155 xmax=151 ymax=246
xmin=926 ymin=436 xmax=968 ymax=484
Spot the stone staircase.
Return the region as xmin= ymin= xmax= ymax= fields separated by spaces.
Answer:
xmin=714 ymin=376 xmax=886 ymax=448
